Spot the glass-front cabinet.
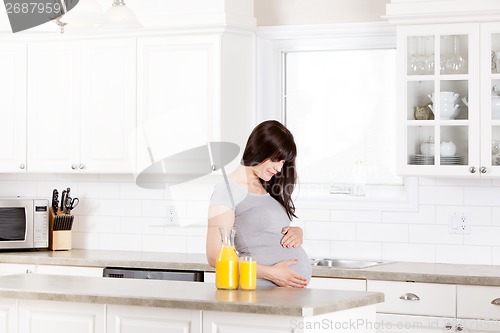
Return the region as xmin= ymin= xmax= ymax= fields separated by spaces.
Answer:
xmin=398 ymin=23 xmax=500 ymax=177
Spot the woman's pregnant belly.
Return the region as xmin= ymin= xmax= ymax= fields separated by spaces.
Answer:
xmin=251 ymin=245 xmax=312 ymax=287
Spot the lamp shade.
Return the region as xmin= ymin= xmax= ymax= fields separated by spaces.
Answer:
xmin=101 ymin=0 xmax=142 ymax=29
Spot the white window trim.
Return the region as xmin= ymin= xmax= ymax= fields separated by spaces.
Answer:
xmin=257 ymin=21 xmax=418 ymax=212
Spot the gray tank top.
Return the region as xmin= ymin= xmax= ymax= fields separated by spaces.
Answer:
xmin=209 ymin=180 xmax=312 ymax=287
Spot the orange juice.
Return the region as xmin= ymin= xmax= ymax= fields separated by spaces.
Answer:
xmin=215 ymin=245 xmax=239 ymax=289
xmin=239 ymin=256 xmax=257 ymax=290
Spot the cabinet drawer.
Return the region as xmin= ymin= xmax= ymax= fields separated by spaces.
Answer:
xmin=367 ymin=280 xmax=456 ymax=317
xmin=457 ymin=285 xmax=500 ymax=320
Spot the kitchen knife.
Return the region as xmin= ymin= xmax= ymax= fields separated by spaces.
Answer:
xmin=51 ymin=189 xmax=59 ymax=213
xmin=60 ymin=190 xmax=66 ymax=213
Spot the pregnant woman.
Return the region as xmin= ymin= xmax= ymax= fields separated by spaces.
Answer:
xmin=206 ymin=120 xmax=311 ymax=287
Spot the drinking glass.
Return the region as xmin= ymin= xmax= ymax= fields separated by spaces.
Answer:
xmin=446 ymin=35 xmax=465 ymax=73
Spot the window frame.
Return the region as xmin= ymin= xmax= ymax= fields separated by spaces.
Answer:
xmin=256 ymin=22 xmax=418 ymax=211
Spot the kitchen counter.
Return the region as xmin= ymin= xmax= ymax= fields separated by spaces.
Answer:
xmin=0 ymin=273 xmax=382 ymax=317
xmin=2 ymin=249 xmax=500 ymax=286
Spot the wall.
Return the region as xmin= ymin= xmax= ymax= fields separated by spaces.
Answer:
xmin=254 ymin=0 xmax=390 ymax=26
xmin=1 ymin=174 xmax=500 ymax=265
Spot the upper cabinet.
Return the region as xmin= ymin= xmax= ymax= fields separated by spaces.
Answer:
xmin=0 ymin=41 xmax=27 ymax=172
xmin=387 ymin=0 xmax=500 ymax=177
xmin=27 ymin=38 xmax=136 ymax=173
xmin=136 ymin=30 xmax=255 ymax=175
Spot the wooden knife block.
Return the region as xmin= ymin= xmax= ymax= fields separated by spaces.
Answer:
xmin=49 ymin=208 xmax=72 ymax=251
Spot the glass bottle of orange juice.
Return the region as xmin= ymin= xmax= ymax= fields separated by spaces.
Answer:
xmin=215 ymin=227 xmax=238 ymax=289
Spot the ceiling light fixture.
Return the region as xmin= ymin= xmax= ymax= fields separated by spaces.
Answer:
xmin=101 ymin=0 xmax=142 ymax=30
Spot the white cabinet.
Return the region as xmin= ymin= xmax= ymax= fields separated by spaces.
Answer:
xmin=367 ymin=280 xmax=457 ymax=332
xmin=107 ymin=305 xmax=201 ymax=333
xmin=457 ymin=285 xmax=500 ymax=332
xmin=0 ymin=41 xmax=27 ymax=172
xmin=27 ymin=38 xmax=136 ymax=174
xmin=375 ymin=313 xmax=455 ymax=333
xmin=0 ymin=263 xmax=35 ymax=276
xmin=35 ymin=265 xmax=103 ymax=277
xmin=398 ymin=21 xmax=500 ymax=177
xmin=0 ymin=299 xmax=17 ymax=333
xmin=308 ymin=277 xmax=366 ymax=291
xmin=18 ymin=300 xmax=105 ymax=333
xmin=136 ymin=31 xmax=254 ymax=175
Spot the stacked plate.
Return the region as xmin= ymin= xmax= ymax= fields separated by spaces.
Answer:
xmin=409 ymin=154 xmax=434 ymax=165
xmin=440 ymin=155 xmax=462 ymax=165
xmin=409 ymin=155 xmax=462 ymax=165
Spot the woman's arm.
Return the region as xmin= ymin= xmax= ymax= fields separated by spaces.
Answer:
xmin=206 ymin=205 xmax=235 ymax=267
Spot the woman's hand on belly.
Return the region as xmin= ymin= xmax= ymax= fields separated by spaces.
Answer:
xmin=280 ymin=226 xmax=303 ymax=248
xmin=258 ymin=259 xmax=307 ymax=288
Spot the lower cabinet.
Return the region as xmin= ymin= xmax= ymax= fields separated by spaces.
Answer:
xmin=18 ymin=300 xmax=105 ymax=333
xmin=0 ymin=299 xmax=17 ymax=333
xmin=107 ymin=305 xmax=201 ymax=333
xmin=35 ymin=265 xmax=104 ymax=277
xmin=0 ymin=263 xmax=35 ymax=276
xmin=367 ymin=280 xmax=457 ymax=332
xmin=457 ymin=285 xmax=500 ymax=332
xmin=375 ymin=313 xmax=455 ymax=332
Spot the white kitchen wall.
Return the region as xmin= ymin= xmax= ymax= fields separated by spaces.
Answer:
xmin=1 ymin=174 xmax=500 ymax=265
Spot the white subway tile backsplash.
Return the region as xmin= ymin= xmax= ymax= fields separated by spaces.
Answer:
xmin=142 ymin=235 xmax=187 ymax=252
xmin=464 ymin=187 xmax=500 ymax=206
xmin=296 ymin=208 xmax=330 ymax=222
xmin=357 ymin=223 xmax=408 ymax=242
xmin=382 ymin=243 xmax=435 ymax=262
xmin=0 ymin=175 xmax=498 ymax=266
xmin=436 ymin=244 xmax=491 ymax=265
xmin=305 ymin=221 xmax=356 ymax=241
xmin=330 ymin=210 xmax=382 ymax=223
xmin=383 ymin=205 xmax=435 ymax=224
xmin=435 ymin=205 xmax=491 ymax=226
xmin=329 ymin=241 xmax=382 ymax=261
xmin=302 ymin=240 xmax=330 ymax=258
xmin=409 ymin=224 xmax=463 ymax=245
xmin=419 ymin=186 xmax=464 ymax=205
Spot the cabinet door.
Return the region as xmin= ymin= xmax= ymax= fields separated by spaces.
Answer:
xmin=367 ymin=280 xmax=456 ymax=317
xmin=398 ymin=23 xmax=481 ymax=177
xmin=18 ymin=300 xmax=105 ymax=333
xmin=27 ymin=40 xmax=81 ymax=172
xmin=35 ymin=265 xmax=104 ymax=277
xmin=458 ymin=319 xmax=500 ymax=333
xmin=137 ymin=35 xmax=217 ymax=174
xmin=80 ymin=38 xmax=136 ymax=174
xmin=0 ymin=263 xmax=36 ymax=276
xmin=0 ymin=41 xmax=27 ymax=173
xmin=480 ymin=22 xmax=500 ymax=177
xmin=0 ymin=299 xmax=17 ymax=333
xmin=107 ymin=305 xmax=200 ymax=333
xmin=375 ymin=313 xmax=455 ymax=333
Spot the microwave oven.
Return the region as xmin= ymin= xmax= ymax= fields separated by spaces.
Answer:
xmin=0 ymin=198 xmax=49 ymax=250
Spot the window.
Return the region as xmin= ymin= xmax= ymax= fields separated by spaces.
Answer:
xmin=284 ymin=49 xmax=402 ymax=190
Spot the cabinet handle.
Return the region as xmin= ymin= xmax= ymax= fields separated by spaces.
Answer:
xmin=480 ymin=166 xmax=487 ymax=174
xmin=491 ymin=298 xmax=500 ymax=305
xmin=399 ymin=292 xmax=420 ymax=301
xmin=71 ymin=164 xmax=77 ymax=170
xmin=19 ymin=163 xmax=25 ymax=170
xmin=469 ymin=166 xmax=476 ymax=173
xmin=445 ymin=323 xmax=453 ymax=330
xmin=456 ymin=323 xmax=464 ymax=332
xmin=79 ymin=163 xmax=85 ymax=170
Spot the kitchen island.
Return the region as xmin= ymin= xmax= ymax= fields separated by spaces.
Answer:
xmin=0 ymin=273 xmax=383 ymax=333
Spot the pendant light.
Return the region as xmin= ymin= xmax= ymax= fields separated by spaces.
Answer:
xmin=101 ymin=0 xmax=142 ymax=30
xmin=61 ymin=0 xmax=104 ymax=32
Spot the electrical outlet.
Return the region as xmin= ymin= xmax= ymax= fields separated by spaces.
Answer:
xmin=167 ymin=205 xmax=177 ymax=224
xmin=448 ymin=212 xmax=471 ymax=234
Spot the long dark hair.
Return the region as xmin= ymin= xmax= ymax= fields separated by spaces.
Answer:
xmin=241 ymin=120 xmax=297 ymax=220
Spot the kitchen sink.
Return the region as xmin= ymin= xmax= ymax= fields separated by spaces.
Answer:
xmin=310 ymin=258 xmax=388 ymax=269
